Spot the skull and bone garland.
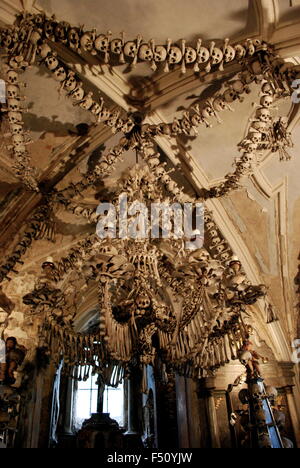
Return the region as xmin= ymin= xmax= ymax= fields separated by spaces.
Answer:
xmin=0 ymin=12 xmax=298 ymax=195
xmin=21 ymin=161 xmax=266 ymax=380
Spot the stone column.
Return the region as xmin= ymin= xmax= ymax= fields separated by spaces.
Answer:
xmin=284 ymin=385 xmax=300 ymax=447
xmin=198 ymin=378 xmax=221 ymax=448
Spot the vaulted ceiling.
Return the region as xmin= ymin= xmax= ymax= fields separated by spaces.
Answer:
xmin=1 ymin=0 xmax=300 ymax=370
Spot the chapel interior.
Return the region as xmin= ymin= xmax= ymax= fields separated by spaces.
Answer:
xmin=0 ymin=0 xmax=300 ymax=450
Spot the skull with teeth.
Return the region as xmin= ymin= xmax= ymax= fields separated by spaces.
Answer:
xmin=256 ymin=107 xmax=272 ymax=123
xmin=211 ymin=46 xmax=223 ymax=65
xmin=138 ymin=43 xmax=153 ymax=61
xmin=110 ymin=38 xmax=123 ymax=55
xmin=262 ymin=82 xmax=274 ymax=95
xmin=154 ymin=45 xmax=167 ymax=62
xmin=70 ymin=86 xmax=85 ymax=101
xmin=6 ymin=70 xmax=18 ymax=85
xmin=224 ymin=44 xmax=236 ymax=63
xmin=260 ymin=95 xmax=273 ymax=108
xmin=45 ymin=53 xmax=59 ymax=71
xmin=53 ymin=66 xmax=67 ymax=82
xmin=44 ymin=20 xmax=56 ymax=39
xmin=68 ymin=28 xmax=80 ymax=49
xmin=7 ymin=85 xmax=20 ymax=99
xmin=8 ymin=111 xmax=22 ymax=124
xmin=63 ymin=71 xmax=77 ymax=92
xmin=168 ymin=46 xmax=182 ymax=64
xmin=185 ymin=47 xmax=197 ymax=64
xmin=235 ymin=44 xmax=246 ymax=60
xmin=54 ymin=23 xmax=68 ymax=42
xmin=198 ymin=46 xmax=210 ymax=64
xmin=81 ymin=32 xmax=95 ymax=52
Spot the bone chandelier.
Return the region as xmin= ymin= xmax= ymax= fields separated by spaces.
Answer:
xmin=0 ymin=11 xmax=298 ymax=384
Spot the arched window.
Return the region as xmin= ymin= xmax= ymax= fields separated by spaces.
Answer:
xmin=74 ymin=374 xmax=124 ymax=429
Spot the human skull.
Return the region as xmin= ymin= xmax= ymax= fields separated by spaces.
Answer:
xmin=7 ymin=99 xmax=20 ymax=112
xmin=94 ymin=34 xmax=110 ymax=52
xmin=2 ymin=34 xmax=12 ymax=49
xmin=185 ymin=47 xmax=197 ymax=64
xmin=232 ymin=80 xmax=246 ymax=94
xmin=121 ymin=120 xmax=134 ymax=133
xmin=90 ymin=102 xmax=102 ymax=115
xmin=154 ymin=45 xmax=167 ymax=62
xmin=8 ymin=111 xmax=22 ymax=124
xmin=79 ymin=92 xmax=94 ymax=110
xmin=198 ymin=46 xmax=210 ymax=63
xmin=11 ymin=124 xmax=23 ymax=135
xmin=7 ymin=85 xmax=19 ymax=99
xmin=168 ymin=46 xmax=182 ymax=64
xmin=97 ymin=108 xmax=110 ymax=122
xmin=248 ymin=131 xmax=262 ymax=144
xmin=224 ymin=44 xmax=236 ymax=63
xmin=256 ymin=107 xmax=272 ymax=123
xmin=147 ymin=156 xmax=160 ymax=169
xmin=215 ymin=244 xmax=226 ymax=254
xmin=206 ymin=222 xmax=215 ymax=230
xmin=45 ymin=53 xmax=59 ymax=71
xmin=260 ymin=95 xmax=273 ymax=108
xmin=54 ymin=23 xmax=67 ymax=42
xmin=262 ymin=82 xmax=274 ymax=95
xmin=12 ymin=134 xmax=24 ymax=145
xmin=70 ymin=86 xmax=85 ymax=101
xmin=39 ymin=43 xmax=52 ymax=59
xmin=223 ymin=89 xmax=238 ymax=103
xmin=202 ymin=105 xmax=214 ymax=119
xmin=136 ymin=294 xmax=151 ymax=309
xmin=235 ymin=44 xmax=246 ymax=60
xmin=209 ymin=229 xmax=218 ymax=239
xmin=213 ymin=97 xmax=227 ymax=112
xmin=63 ymin=71 xmax=77 ymax=91
xmin=110 ymin=38 xmax=123 ymax=55
xmin=6 ymin=70 xmax=18 ymax=85
xmin=53 ymin=66 xmax=67 ymax=82
xmin=44 ymin=20 xmax=55 ymax=38
xmin=246 ymin=142 xmax=258 ymax=153
xmin=212 ymin=237 xmax=222 ymax=246
xmin=221 ymin=252 xmax=230 ymax=261
xmin=258 ymin=435 xmax=272 ymax=449
xmin=138 ymin=44 xmax=153 ymax=61
xmin=155 ymin=166 xmax=165 ymax=178
xmin=211 ymin=47 xmax=223 ymax=65
xmin=191 ymin=113 xmax=203 ymax=126
xmin=81 ymin=32 xmax=95 ymax=52
xmin=124 ymin=41 xmax=138 ymax=57
xmin=68 ymin=28 xmax=80 ymax=49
